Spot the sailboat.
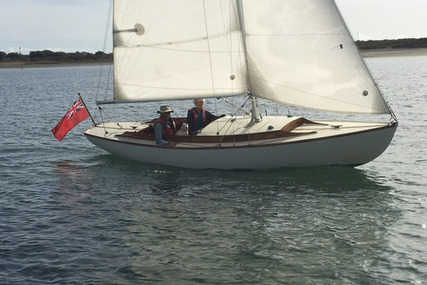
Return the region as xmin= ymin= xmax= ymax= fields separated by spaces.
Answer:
xmin=84 ymin=0 xmax=398 ymax=170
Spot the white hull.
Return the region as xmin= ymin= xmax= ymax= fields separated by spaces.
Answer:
xmin=84 ymin=116 xmax=397 ymax=169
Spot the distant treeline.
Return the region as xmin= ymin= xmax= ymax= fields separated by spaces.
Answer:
xmin=356 ymin=37 xmax=427 ymax=50
xmin=1 ymin=38 xmax=426 ymax=63
xmin=0 ymin=50 xmax=112 ymax=63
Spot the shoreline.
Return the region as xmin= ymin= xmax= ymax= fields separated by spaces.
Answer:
xmin=1 ymin=48 xmax=427 ymax=69
xmin=0 ymin=61 xmax=112 ymax=69
xmin=360 ymin=48 xmax=427 ymax=58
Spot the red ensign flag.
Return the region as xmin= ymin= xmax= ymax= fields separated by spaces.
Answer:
xmin=51 ymin=98 xmax=89 ymax=141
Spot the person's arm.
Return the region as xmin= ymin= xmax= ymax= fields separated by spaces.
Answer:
xmin=205 ymin=110 xmax=219 ymax=123
xmin=154 ymin=123 xmax=170 ymax=146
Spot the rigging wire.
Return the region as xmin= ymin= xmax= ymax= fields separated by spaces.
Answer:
xmin=96 ymin=0 xmax=113 ymax=103
xmin=94 ymin=0 xmax=114 ymax=127
xmin=202 ymin=0 xmax=221 ymax=134
xmin=214 ymin=95 xmax=251 ymax=138
xmin=217 ymin=97 xmax=250 ymax=116
xmin=202 ymin=0 xmax=216 ymax=99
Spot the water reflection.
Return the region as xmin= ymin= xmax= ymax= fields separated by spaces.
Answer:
xmin=73 ymin=156 xmax=400 ymax=283
xmin=54 ymin=160 xmax=97 ymax=205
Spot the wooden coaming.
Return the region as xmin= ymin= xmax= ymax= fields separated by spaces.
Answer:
xmin=117 ymin=117 xmax=318 ymax=143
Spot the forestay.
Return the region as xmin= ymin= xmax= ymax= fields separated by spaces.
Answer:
xmin=112 ymin=0 xmax=390 ymax=114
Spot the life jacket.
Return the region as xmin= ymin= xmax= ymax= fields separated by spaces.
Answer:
xmin=189 ymin=107 xmax=207 ymax=133
xmin=155 ymin=117 xmax=176 ymax=139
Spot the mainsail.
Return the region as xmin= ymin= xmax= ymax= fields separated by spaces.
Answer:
xmin=112 ymin=0 xmax=390 ymax=114
xmin=113 ymin=0 xmax=247 ymax=102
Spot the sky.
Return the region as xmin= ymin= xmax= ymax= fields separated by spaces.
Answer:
xmin=1 ymin=0 xmax=426 ymax=54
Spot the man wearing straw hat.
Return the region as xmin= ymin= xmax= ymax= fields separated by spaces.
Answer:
xmin=154 ymin=105 xmax=177 ymax=147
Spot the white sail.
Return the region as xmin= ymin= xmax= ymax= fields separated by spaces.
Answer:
xmin=241 ymin=0 xmax=390 ymax=114
xmin=112 ymin=0 xmax=390 ymax=114
xmin=113 ymin=0 xmax=247 ymax=102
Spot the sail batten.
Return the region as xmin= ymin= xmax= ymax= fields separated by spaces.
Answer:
xmin=113 ymin=0 xmax=391 ymax=115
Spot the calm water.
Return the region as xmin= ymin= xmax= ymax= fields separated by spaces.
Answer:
xmin=0 ymin=56 xmax=426 ymax=284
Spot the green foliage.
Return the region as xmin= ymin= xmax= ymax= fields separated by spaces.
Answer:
xmin=2 ymin=50 xmax=113 ymax=63
xmin=5 ymin=52 xmax=25 ymax=61
xmin=356 ymin=38 xmax=427 ymax=50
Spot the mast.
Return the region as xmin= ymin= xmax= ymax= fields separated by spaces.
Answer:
xmin=236 ymin=0 xmax=261 ymax=122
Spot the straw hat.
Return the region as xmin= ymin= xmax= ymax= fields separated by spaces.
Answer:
xmin=157 ymin=105 xmax=174 ymax=114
